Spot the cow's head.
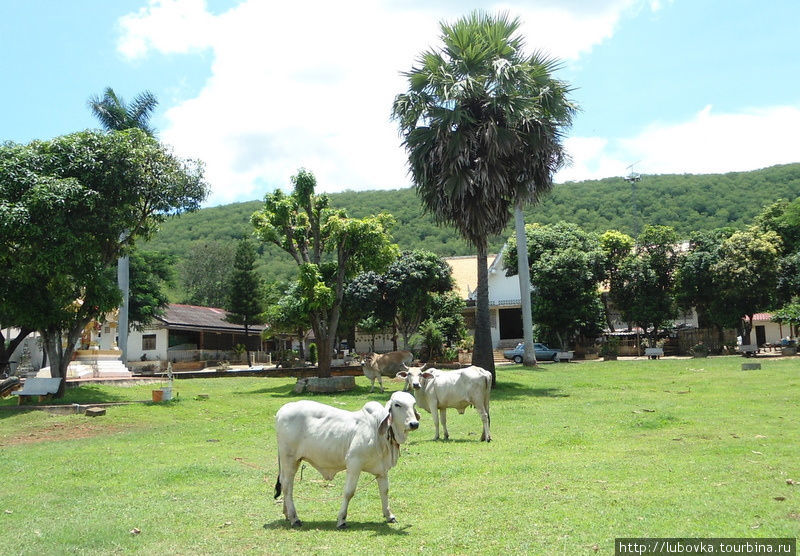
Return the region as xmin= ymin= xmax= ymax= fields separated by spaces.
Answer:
xmin=395 ymin=365 xmax=434 ymax=391
xmin=381 ymin=391 xmax=420 ymax=444
xmin=360 ymin=353 xmax=376 ymax=369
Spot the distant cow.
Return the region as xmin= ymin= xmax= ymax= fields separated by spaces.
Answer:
xmin=274 ymin=391 xmax=420 ymax=529
xmin=360 ymin=350 xmax=413 ymax=393
xmin=397 ymin=365 xmax=492 ymax=442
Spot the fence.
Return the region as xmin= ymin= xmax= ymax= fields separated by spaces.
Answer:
xmin=166 ymin=349 xmax=272 ymax=364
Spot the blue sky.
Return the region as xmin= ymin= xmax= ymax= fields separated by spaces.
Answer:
xmin=2 ymin=0 xmax=799 ymax=206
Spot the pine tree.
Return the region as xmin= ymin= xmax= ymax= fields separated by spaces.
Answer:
xmin=226 ymin=239 xmax=267 ymax=367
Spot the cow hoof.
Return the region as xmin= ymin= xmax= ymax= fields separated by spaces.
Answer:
xmin=337 ymin=522 xmax=348 ymax=530
xmin=291 ymin=520 xmax=303 ymax=529
xmin=387 ymin=516 xmax=397 ymax=524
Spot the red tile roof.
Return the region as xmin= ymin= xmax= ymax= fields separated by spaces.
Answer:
xmin=750 ymin=313 xmax=773 ymax=321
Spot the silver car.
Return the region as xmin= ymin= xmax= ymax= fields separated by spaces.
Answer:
xmin=503 ymin=342 xmax=560 ymax=363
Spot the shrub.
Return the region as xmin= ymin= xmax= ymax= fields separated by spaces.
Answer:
xmin=308 ymin=343 xmax=318 ymax=365
xmin=689 ymin=342 xmax=709 ymax=358
xmin=600 ymin=337 xmax=620 ymax=359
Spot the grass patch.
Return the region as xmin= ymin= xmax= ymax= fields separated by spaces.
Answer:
xmin=1 ymin=357 xmax=798 ymax=554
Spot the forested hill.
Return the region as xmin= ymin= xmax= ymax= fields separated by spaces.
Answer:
xmin=143 ymin=163 xmax=800 ymax=287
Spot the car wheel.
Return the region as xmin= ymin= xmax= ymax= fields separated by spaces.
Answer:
xmin=513 ymin=355 xmax=523 ymax=364
xmin=552 ymin=353 xmax=560 ymax=362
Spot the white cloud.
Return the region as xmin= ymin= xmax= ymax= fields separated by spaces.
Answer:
xmin=559 ymin=104 xmax=800 ymax=183
xmin=117 ymin=0 xmax=660 ymax=205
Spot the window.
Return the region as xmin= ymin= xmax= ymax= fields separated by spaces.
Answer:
xmin=142 ymin=334 xmax=157 ymax=351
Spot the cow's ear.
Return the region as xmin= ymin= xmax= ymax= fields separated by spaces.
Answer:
xmin=414 ymin=408 xmax=421 ymax=421
xmin=421 ymin=371 xmax=435 ymax=380
xmin=395 ymin=371 xmax=408 ymax=378
xmin=378 ymin=413 xmax=391 ymax=436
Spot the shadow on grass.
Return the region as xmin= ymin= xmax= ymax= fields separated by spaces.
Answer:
xmin=491 ymin=381 xmax=569 ymax=401
xmin=262 ymin=519 xmax=411 ymax=535
xmin=236 ymin=383 xmax=404 ymax=400
xmin=0 ymin=384 xmax=130 ymax=417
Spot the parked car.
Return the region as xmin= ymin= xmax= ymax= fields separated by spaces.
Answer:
xmin=503 ymin=342 xmax=560 ymax=363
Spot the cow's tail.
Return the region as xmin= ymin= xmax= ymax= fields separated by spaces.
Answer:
xmin=274 ymin=455 xmax=282 ymax=499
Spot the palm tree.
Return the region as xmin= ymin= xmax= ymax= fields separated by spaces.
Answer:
xmin=88 ymin=87 xmax=158 ymax=136
xmin=393 ymin=11 xmax=576 ymax=382
xmin=88 ymin=87 xmax=159 ymax=364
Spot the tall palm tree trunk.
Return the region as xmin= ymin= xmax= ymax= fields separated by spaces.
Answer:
xmin=514 ymin=202 xmax=537 ymax=366
xmin=472 ymin=241 xmax=496 ymax=385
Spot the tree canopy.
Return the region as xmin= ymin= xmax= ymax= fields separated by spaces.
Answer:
xmin=0 ymin=130 xmax=207 ymax=392
xmin=251 ymin=169 xmax=397 ymax=375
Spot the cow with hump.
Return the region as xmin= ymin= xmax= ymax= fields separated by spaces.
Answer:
xmin=396 ymin=365 xmax=492 ymax=442
xmin=274 ymin=391 xmax=420 ymax=529
xmin=360 ymin=350 xmax=413 ymax=393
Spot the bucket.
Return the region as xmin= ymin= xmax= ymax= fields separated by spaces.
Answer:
xmin=161 ymin=387 xmax=173 ymax=401
xmin=152 ymin=389 xmax=164 ymax=402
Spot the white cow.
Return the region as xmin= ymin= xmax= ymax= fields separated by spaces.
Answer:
xmin=360 ymin=350 xmax=413 ymax=393
xmin=274 ymin=391 xmax=420 ymax=529
xmin=397 ymin=365 xmax=492 ymax=442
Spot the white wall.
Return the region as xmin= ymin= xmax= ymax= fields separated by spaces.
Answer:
xmin=127 ymin=327 xmax=169 ymax=362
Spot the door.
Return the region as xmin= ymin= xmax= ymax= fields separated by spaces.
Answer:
xmin=755 ymin=325 xmax=766 ymax=347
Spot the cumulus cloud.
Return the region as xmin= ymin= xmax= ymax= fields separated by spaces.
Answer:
xmin=558 ymin=104 xmax=800 ymax=183
xmin=116 ymin=0 xmax=670 ymax=204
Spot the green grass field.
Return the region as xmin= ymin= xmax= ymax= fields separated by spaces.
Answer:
xmin=1 ymin=357 xmax=798 ymax=554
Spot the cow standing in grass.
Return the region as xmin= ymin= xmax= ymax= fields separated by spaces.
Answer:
xmin=360 ymin=350 xmax=413 ymax=393
xmin=397 ymin=365 xmax=492 ymax=442
xmin=274 ymin=391 xmax=420 ymax=529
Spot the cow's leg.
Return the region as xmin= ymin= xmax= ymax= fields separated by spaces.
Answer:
xmin=439 ymin=408 xmax=449 ymax=440
xmin=430 ymin=404 xmax=440 ymax=440
xmin=369 ymin=376 xmax=376 ymax=393
xmin=337 ymin=467 xmax=360 ymax=529
xmin=376 ymin=474 xmax=396 ymax=523
xmin=377 ymin=375 xmax=384 ymax=393
xmin=478 ymin=406 xmax=491 ymax=442
xmin=279 ymin=456 xmax=302 ymax=527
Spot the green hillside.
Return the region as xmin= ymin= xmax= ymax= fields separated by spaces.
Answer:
xmin=143 ymin=163 xmax=800 ymax=295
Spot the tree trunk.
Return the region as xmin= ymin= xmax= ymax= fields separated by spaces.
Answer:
xmin=392 ymin=322 xmax=398 ymax=351
xmin=742 ymin=315 xmax=754 ymax=345
xmin=514 ymin=202 xmax=537 ymax=366
xmin=0 ymin=327 xmax=32 ymax=376
xmin=296 ymin=329 xmax=305 ymax=361
xmin=42 ymin=325 xmax=83 ymax=399
xmin=311 ymin=317 xmax=331 ymax=377
xmin=244 ymin=321 xmax=252 ymax=367
xmin=601 ymin=292 xmax=616 ymax=332
xmin=472 ymin=241 xmax=496 ymax=385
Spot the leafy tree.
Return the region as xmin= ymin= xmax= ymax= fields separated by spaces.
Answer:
xmin=0 ymin=130 xmax=206 ymax=395
xmin=754 ymin=198 xmax=800 ymax=255
xmin=598 ymin=230 xmax=635 ymax=331
xmin=263 ymin=282 xmax=312 ymax=361
xmin=611 ymin=225 xmax=680 ymax=346
xmin=251 ymin=169 xmax=397 ymax=376
xmin=425 ymin=290 xmax=467 ymax=346
xmin=505 ymin=222 xmax=604 ymax=350
xmin=393 ymin=12 xmax=575 ymax=382
xmin=771 ymin=299 xmax=800 ymax=338
xmin=180 ymin=241 xmax=236 ymax=307
xmin=346 ymin=250 xmax=454 ymax=350
xmin=128 ymin=250 xmax=175 ymax=329
xmin=225 ymin=239 xmax=267 ymax=367
xmin=674 ymin=229 xmax=741 ymax=350
xmin=345 ymin=271 xmax=398 ymax=349
xmin=386 ymin=250 xmax=453 ymax=349
xmin=777 ymin=252 xmax=800 ymax=304
xmin=711 ymin=228 xmax=782 ymax=344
